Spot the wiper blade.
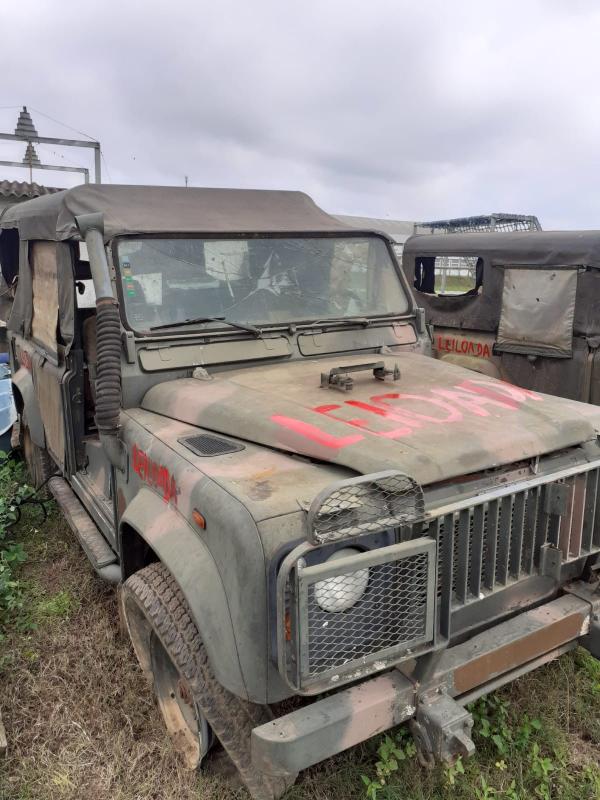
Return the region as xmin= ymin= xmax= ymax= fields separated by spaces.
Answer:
xmin=150 ymin=316 xmax=262 ymax=336
xmin=306 ymin=317 xmax=371 ymax=328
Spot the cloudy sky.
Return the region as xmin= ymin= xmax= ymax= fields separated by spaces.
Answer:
xmin=1 ymin=0 xmax=599 ymax=228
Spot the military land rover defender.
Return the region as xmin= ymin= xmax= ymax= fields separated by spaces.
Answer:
xmin=1 ymin=185 xmax=599 ymax=799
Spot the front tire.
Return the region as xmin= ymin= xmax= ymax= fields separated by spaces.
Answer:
xmin=120 ymin=562 xmax=214 ymax=767
xmin=120 ymin=563 xmax=295 ymax=799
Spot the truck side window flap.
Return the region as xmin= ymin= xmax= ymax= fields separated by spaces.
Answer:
xmin=496 ymin=266 xmax=578 ymax=358
xmin=414 ymin=255 xmax=483 ymax=297
xmin=414 ymin=256 xmax=436 ymax=293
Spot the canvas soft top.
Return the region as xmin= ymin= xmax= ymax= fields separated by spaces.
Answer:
xmin=0 ymin=183 xmax=357 ymax=242
xmin=404 ymin=230 xmax=600 ymax=268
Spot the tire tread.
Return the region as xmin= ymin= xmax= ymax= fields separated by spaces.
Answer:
xmin=123 ymin=563 xmax=294 ymax=799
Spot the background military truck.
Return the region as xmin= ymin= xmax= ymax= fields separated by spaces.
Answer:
xmin=0 ymin=186 xmax=599 ymax=799
xmin=404 ymin=230 xmax=600 ymax=403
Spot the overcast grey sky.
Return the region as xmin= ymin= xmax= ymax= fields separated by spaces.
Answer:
xmin=1 ymin=0 xmax=599 ymax=227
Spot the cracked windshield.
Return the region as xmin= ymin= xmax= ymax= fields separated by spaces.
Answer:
xmin=117 ymin=236 xmax=409 ymax=331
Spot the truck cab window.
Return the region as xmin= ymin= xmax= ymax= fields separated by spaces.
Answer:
xmin=415 ymin=255 xmax=483 ymax=296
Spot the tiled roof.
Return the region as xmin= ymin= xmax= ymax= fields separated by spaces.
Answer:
xmin=0 ymin=180 xmax=62 ymax=200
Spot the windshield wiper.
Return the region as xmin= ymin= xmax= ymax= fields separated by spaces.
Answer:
xmin=305 ymin=317 xmax=372 ymax=328
xmin=150 ymin=316 xmax=262 ymax=336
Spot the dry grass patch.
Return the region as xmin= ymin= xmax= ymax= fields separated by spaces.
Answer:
xmin=0 ymin=472 xmax=599 ymax=800
xmin=0 ymin=512 xmax=239 ymax=800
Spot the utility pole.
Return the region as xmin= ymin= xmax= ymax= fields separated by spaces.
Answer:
xmin=0 ymin=106 xmax=100 ymax=184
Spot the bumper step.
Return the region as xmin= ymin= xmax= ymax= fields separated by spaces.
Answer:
xmin=48 ymin=477 xmax=121 ymax=583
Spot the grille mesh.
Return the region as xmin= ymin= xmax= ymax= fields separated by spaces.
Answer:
xmin=179 ymin=434 xmax=244 ymax=457
xmin=309 ymin=471 xmax=424 ymax=544
xmin=304 ymin=551 xmax=430 ymax=677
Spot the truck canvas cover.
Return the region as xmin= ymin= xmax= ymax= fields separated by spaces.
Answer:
xmin=404 ymin=230 xmax=600 ymax=269
xmin=0 ymin=184 xmax=357 ymax=242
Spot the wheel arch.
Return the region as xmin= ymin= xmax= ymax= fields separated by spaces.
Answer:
xmin=119 ymin=488 xmax=249 ymax=700
xmin=120 ymin=520 xmax=159 ymax=578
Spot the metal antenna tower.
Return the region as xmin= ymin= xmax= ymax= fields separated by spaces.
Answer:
xmin=0 ymin=106 xmax=101 ymax=183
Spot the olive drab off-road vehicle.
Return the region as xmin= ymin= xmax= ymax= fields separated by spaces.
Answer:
xmin=1 ymin=186 xmax=600 ymax=798
xmin=404 ymin=230 xmax=600 ymax=403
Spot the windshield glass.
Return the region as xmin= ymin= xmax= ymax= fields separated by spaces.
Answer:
xmin=116 ymin=236 xmax=409 ymax=331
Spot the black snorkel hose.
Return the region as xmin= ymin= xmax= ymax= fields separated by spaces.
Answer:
xmin=75 ymin=213 xmax=126 ymax=472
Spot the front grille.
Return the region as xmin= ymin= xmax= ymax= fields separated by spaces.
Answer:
xmin=434 ymin=469 xmax=600 ymax=599
xmin=427 ymin=467 xmax=600 ymax=638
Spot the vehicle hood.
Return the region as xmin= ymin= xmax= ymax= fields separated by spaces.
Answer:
xmin=141 ymin=353 xmax=600 ymax=486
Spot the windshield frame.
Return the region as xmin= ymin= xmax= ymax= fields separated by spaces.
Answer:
xmin=111 ymin=231 xmax=415 ymax=338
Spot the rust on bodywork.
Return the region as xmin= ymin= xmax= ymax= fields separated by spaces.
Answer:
xmin=252 ymin=669 xmax=415 ymax=776
xmin=452 ymin=600 xmax=588 ymax=695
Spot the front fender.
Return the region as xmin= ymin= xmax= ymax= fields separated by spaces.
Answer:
xmin=119 ymin=488 xmax=248 ymax=700
xmin=12 ymin=366 xmax=45 ymax=447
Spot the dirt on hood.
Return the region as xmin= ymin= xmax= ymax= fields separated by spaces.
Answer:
xmin=141 ymin=353 xmax=600 ymax=486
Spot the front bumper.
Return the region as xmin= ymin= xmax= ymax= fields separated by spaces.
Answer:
xmin=253 ymin=584 xmax=600 ymax=777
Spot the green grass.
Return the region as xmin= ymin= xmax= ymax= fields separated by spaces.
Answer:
xmin=32 ymin=589 xmax=80 ymax=623
xmin=0 ymin=454 xmax=599 ymax=800
xmin=435 ymin=275 xmax=476 ymax=294
xmin=354 ymin=678 xmax=600 ymax=800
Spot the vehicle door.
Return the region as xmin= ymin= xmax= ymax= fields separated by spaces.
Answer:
xmin=10 ymin=239 xmax=81 ymax=472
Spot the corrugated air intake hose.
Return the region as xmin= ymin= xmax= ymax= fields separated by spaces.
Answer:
xmin=94 ymin=297 xmax=122 ymax=435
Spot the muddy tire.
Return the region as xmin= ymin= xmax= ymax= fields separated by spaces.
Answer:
xmin=21 ymin=423 xmax=53 ymax=490
xmin=121 ymin=563 xmax=295 ymax=799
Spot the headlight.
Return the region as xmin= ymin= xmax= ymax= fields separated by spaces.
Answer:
xmin=313 ymin=547 xmax=370 ymax=613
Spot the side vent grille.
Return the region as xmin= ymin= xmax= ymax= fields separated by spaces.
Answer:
xmin=179 ymin=434 xmax=244 ymax=457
